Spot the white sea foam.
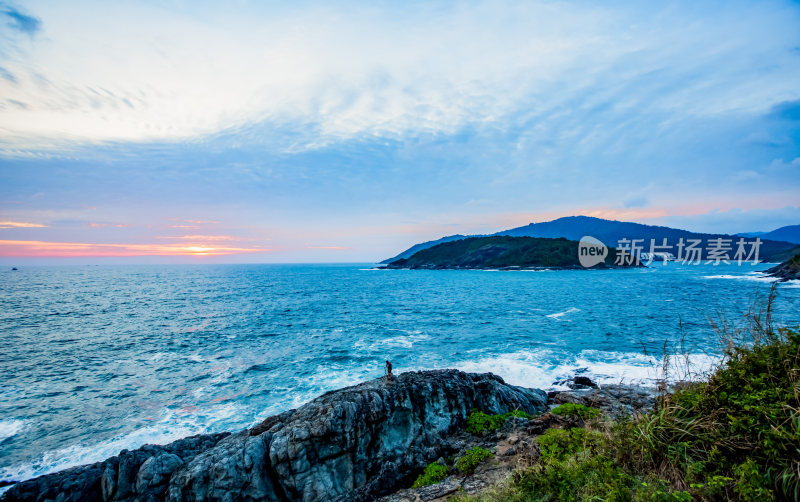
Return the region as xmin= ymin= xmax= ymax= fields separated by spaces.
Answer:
xmin=703 ymin=274 xmax=800 ymax=287
xmin=0 ymin=403 xmax=242 ymax=483
xmin=702 ymin=274 xmax=777 ymax=283
xmin=356 ymin=331 xmax=431 ymax=351
xmin=0 ymin=419 xmax=26 ymax=442
xmin=545 ymin=307 xmax=581 ymax=319
xmin=451 ymin=349 xmax=720 ymax=390
xmin=382 ymin=333 xmax=430 ymax=348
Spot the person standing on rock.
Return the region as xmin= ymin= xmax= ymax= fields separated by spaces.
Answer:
xmin=385 ymin=360 xmax=394 ymax=382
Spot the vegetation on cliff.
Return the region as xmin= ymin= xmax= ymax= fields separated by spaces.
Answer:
xmin=766 ymin=252 xmax=800 ymax=281
xmin=412 ymin=447 xmax=494 ymax=488
xmin=458 ymin=291 xmax=800 ymax=501
xmin=386 ymin=236 xmax=632 ymax=269
xmin=466 ymin=409 xmax=537 ymax=435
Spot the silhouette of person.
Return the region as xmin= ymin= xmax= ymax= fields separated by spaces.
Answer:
xmin=385 ymin=360 xmax=393 ymax=382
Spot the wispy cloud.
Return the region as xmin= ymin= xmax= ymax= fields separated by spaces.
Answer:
xmin=1 ymin=2 xmax=798 ymax=152
xmin=0 ymin=2 xmax=798 ymax=262
xmin=0 ymin=220 xmax=47 ymax=229
xmin=2 ymin=4 xmax=41 ymax=36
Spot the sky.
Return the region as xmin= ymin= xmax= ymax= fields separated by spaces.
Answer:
xmin=1 ymin=0 xmax=799 ymax=264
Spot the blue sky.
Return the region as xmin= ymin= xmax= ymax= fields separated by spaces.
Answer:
xmin=1 ymin=0 xmax=799 ymax=263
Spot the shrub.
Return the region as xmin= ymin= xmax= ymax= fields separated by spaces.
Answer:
xmin=454 ymin=291 xmax=800 ymax=501
xmin=466 ymin=409 xmax=536 ymax=435
xmin=537 ymin=427 xmax=594 ymax=460
xmin=456 ymin=446 xmax=493 ymax=474
xmin=412 ymin=462 xmax=449 ymax=488
xmin=551 ymin=403 xmax=601 ymax=419
xmin=632 ymin=325 xmax=800 ymax=500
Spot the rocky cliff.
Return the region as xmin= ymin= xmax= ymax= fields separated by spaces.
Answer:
xmin=765 ymin=253 xmax=800 ymax=281
xmin=2 ymin=370 xmax=547 ymax=502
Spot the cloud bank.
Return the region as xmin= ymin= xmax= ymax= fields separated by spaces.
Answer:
xmin=0 ymin=1 xmax=799 ymax=261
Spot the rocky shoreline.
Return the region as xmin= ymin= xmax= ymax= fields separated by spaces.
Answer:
xmin=765 ymin=253 xmax=800 ymax=281
xmin=1 ymin=371 xmax=652 ymax=502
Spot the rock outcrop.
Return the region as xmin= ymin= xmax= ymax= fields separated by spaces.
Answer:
xmin=2 ymin=370 xmax=547 ymax=502
xmin=381 ymin=383 xmax=657 ymax=502
xmin=765 ymin=253 xmax=800 ymax=282
xmin=2 ymin=434 xmax=229 ymax=502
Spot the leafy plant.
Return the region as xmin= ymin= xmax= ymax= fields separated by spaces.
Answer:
xmin=412 ymin=462 xmax=449 ymax=488
xmin=466 ymin=409 xmax=536 ymax=435
xmin=551 ymin=403 xmax=601 ymax=419
xmin=456 ymin=447 xmax=493 ymax=474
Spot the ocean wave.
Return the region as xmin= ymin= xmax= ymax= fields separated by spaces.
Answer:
xmin=355 ymin=331 xmax=431 ymax=351
xmin=382 ymin=333 xmax=430 ymax=348
xmin=702 ymin=274 xmax=776 ymax=282
xmin=0 ymin=419 xmax=26 ymax=443
xmin=545 ymin=307 xmax=581 ymax=319
xmin=0 ymin=403 xmax=242 ymax=483
xmin=450 ymin=349 xmax=720 ymax=390
xmin=703 ymin=274 xmax=800 ymax=287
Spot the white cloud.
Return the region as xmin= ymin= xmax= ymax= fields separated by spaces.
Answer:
xmin=0 ymin=1 xmax=799 ymax=152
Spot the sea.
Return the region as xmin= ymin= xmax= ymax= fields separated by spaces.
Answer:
xmin=1 ymin=262 xmax=799 ymax=484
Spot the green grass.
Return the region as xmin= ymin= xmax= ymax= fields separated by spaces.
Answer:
xmin=455 ymin=290 xmax=800 ymax=501
xmin=466 ymin=409 xmax=537 ymax=435
xmin=411 ymin=447 xmax=494 ymax=488
xmin=412 ymin=462 xmax=449 ymax=488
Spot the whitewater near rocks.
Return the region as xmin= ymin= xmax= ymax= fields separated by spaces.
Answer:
xmin=2 ymin=370 xmax=547 ymax=502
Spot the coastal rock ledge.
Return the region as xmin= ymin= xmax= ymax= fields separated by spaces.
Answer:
xmin=3 ymin=370 xmax=547 ymax=502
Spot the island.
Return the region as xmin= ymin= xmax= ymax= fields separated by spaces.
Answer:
xmin=382 ymin=235 xmax=637 ymax=270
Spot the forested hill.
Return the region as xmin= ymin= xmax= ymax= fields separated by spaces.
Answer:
xmin=384 ymin=236 xmax=634 ymax=269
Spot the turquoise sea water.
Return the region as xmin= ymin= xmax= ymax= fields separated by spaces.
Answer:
xmin=1 ymin=263 xmax=799 ymax=483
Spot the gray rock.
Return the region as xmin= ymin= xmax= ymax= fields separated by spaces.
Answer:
xmin=2 ymin=370 xmax=546 ymax=502
xmin=765 ymin=254 xmax=800 ymax=282
xmin=2 ymin=434 xmax=229 ymax=502
xmin=136 ymin=454 xmax=183 ymax=494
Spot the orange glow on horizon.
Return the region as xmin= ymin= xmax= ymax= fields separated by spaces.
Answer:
xmin=0 ymin=240 xmax=272 ymax=257
xmin=156 ymin=235 xmax=236 ymax=241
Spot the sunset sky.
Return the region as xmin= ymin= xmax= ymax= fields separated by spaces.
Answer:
xmin=1 ymin=1 xmax=799 ymax=263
